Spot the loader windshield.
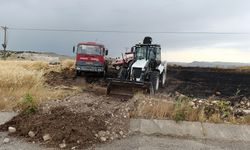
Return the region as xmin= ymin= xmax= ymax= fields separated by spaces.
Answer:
xmin=135 ymin=46 xmax=157 ymax=60
xmin=77 ymin=45 xmax=102 ymax=55
xmin=135 ymin=46 xmax=147 ymax=60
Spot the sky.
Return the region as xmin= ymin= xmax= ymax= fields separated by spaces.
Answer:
xmin=0 ymin=0 xmax=250 ymax=63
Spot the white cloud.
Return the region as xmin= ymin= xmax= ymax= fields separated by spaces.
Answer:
xmin=162 ymin=48 xmax=250 ymax=63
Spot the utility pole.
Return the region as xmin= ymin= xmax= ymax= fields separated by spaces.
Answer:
xmin=1 ymin=26 xmax=8 ymax=60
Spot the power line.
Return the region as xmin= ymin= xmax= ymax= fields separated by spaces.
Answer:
xmin=9 ymin=27 xmax=250 ymax=35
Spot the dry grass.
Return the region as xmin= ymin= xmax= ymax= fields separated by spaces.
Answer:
xmin=131 ymin=94 xmax=198 ymax=122
xmin=238 ymin=66 xmax=250 ymax=70
xmin=131 ymin=93 xmax=174 ymax=119
xmin=131 ymin=94 xmax=250 ymax=125
xmin=61 ymin=59 xmax=75 ymax=70
xmin=208 ymin=114 xmax=222 ymax=123
xmin=0 ymin=59 xmax=76 ymax=111
xmin=243 ymin=114 xmax=250 ymax=124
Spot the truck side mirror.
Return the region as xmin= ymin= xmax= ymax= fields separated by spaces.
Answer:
xmin=73 ymin=46 xmax=75 ymax=53
xmin=105 ymin=50 xmax=108 ymax=55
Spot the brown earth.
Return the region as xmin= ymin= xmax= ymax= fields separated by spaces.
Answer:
xmin=44 ymin=67 xmax=118 ymax=87
xmin=44 ymin=68 xmax=77 ymax=87
xmin=0 ymin=86 xmax=133 ymax=149
xmin=0 ymin=107 xmax=107 ymax=149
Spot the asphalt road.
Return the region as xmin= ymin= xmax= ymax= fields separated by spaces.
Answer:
xmin=1 ymin=133 xmax=250 ymax=150
xmin=95 ymin=134 xmax=250 ymax=150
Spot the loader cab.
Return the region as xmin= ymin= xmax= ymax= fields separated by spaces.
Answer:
xmin=134 ymin=44 xmax=161 ymax=61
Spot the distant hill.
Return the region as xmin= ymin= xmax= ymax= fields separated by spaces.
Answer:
xmin=0 ymin=50 xmax=73 ymax=61
xmin=168 ymin=61 xmax=250 ymax=68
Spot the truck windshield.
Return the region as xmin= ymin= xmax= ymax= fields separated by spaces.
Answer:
xmin=77 ymin=45 xmax=102 ymax=55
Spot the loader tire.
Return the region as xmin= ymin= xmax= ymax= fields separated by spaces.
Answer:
xmin=160 ymin=70 xmax=166 ymax=87
xmin=118 ymin=68 xmax=127 ymax=80
xmin=106 ymin=82 xmax=111 ymax=95
xmin=150 ymin=71 xmax=160 ymax=93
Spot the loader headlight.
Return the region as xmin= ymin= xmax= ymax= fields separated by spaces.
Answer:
xmin=76 ymin=67 xmax=81 ymax=70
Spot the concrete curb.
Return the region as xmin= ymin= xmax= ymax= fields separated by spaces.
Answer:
xmin=130 ymin=119 xmax=250 ymax=142
xmin=0 ymin=112 xmax=17 ymax=125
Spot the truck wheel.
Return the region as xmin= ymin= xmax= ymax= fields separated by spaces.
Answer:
xmin=150 ymin=71 xmax=160 ymax=92
xmin=103 ymin=64 xmax=108 ymax=78
xmin=102 ymin=70 xmax=106 ymax=78
xmin=76 ymin=70 xmax=81 ymax=76
xmin=160 ymin=70 xmax=166 ymax=87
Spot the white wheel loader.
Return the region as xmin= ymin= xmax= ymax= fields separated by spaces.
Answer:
xmin=107 ymin=37 xmax=167 ymax=96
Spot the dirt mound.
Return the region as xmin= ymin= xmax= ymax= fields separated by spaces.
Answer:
xmin=44 ymin=67 xmax=118 ymax=87
xmin=0 ymin=107 xmax=107 ymax=149
xmin=0 ymin=90 xmax=132 ymax=149
xmin=44 ymin=68 xmax=76 ymax=87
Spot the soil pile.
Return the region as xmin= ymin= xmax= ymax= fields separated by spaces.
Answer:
xmin=44 ymin=68 xmax=76 ymax=87
xmin=44 ymin=67 xmax=118 ymax=87
xmin=0 ymin=106 xmax=107 ymax=149
xmin=0 ymin=90 xmax=132 ymax=149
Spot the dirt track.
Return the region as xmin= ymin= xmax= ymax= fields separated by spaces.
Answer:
xmin=165 ymin=66 xmax=250 ymax=98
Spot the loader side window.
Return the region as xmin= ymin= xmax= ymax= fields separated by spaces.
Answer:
xmin=156 ymin=47 xmax=161 ymax=61
xmin=148 ymin=47 xmax=156 ymax=60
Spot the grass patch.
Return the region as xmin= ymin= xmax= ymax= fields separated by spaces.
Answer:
xmin=0 ymin=60 xmax=77 ymax=111
xmin=243 ymin=114 xmax=250 ymax=124
xmin=131 ymin=94 xmax=250 ymax=125
xmin=238 ymin=66 xmax=250 ymax=70
xmin=131 ymin=93 xmax=174 ymax=119
xmin=17 ymin=94 xmax=38 ymax=114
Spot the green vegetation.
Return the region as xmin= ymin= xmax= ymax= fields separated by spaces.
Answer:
xmin=18 ymin=93 xmax=38 ymax=114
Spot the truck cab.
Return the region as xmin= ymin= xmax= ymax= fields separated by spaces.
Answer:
xmin=73 ymin=42 xmax=108 ymax=76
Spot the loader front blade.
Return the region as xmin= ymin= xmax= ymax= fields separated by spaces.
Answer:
xmin=106 ymin=78 xmax=154 ymax=97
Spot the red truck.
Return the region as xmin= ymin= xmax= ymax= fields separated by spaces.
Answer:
xmin=73 ymin=42 xmax=108 ymax=76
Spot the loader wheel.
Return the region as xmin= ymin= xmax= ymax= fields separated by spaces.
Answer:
xmin=106 ymin=82 xmax=111 ymax=95
xmin=160 ymin=70 xmax=166 ymax=87
xmin=150 ymin=71 xmax=160 ymax=92
xmin=118 ymin=68 xmax=127 ymax=80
